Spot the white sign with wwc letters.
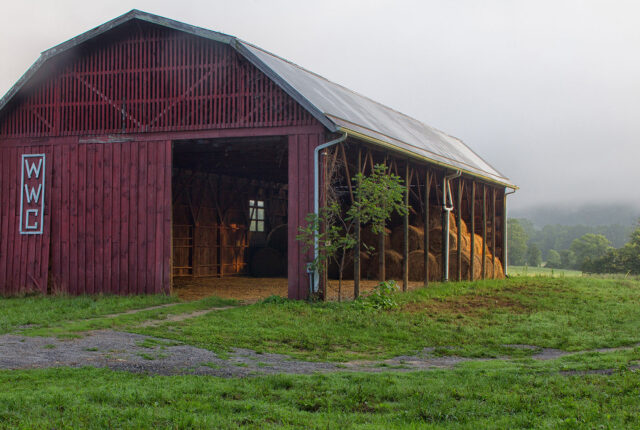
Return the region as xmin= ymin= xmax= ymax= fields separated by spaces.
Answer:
xmin=19 ymin=154 xmax=46 ymax=235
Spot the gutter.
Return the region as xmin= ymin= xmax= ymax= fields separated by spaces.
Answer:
xmin=312 ymin=132 xmax=348 ymax=294
xmin=442 ymin=170 xmax=462 ymax=281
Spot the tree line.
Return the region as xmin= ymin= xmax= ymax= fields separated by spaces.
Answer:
xmin=508 ymin=218 xmax=640 ymax=274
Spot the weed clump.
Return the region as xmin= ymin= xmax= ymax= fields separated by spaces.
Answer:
xmin=361 ymin=280 xmax=399 ymax=310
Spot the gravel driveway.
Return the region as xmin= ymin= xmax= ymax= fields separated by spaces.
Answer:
xmin=1 ymin=330 xmax=637 ymax=376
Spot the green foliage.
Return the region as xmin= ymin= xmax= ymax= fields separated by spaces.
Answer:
xmin=507 ymin=219 xmax=528 ymax=265
xmin=351 ymin=164 xmax=407 ymax=235
xmin=586 ymin=223 xmax=640 ymax=275
xmin=570 ymin=233 xmax=612 ymax=270
xmin=361 ymin=280 xmax=399 ymax=310
xmin=526 ymin=243 xmax=542 ymax=267
xmin=296 ymin=164 xmax=407 ymax=296
xmin=559 ymin=249 xmax=576 ymax=269
xmin=545 ymin=249 xmax=561 ymax=268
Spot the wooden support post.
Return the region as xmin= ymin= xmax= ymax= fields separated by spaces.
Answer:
xmin=403 ymin=161 xmax=410 ymax=291
xmin=424 ymin=170 xmax=430 ymax=286
xmin=321 ymin=149 xmax=329 ymax=301
xmin=456 ymin=178 xmax=462 ymax=281
xmin=492 ymin=188 xmax=496 ymax=278
xmin=482 ymin=185 xmax=487 ymax=280
xmin=379 ymin=154 xmax=388 ymax=282
xmin=354 ymin=146 xmax=361 ymax=298
xmin=470 ymin=181 xmax=476 ymax=281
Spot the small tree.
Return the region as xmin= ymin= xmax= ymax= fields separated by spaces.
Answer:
xmin=297 ymin=164 xmax=407 ymax=301
xmin=545 ymin=249 xmax=561 ymax=268
xmin=507 ymin=218 xmax=529 ymax=266
xmin=526 ymin=243 xmax=542 ymax=267
xmin=570 ymin=233 xmax=611 ymax=271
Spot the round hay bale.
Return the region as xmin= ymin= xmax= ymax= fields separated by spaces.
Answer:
xmin=266 ymin=224 xmax=287 ymax=254
xmin=366 ymin=250 xmax=403 ymax=280
xmin=408 ymin=250 xmax=440 ymax=282
xmin=434 ymin=250 xmax=470 ymax=281
xmin=428 ymin=225 xmax=458 ymax=254
xmin=250 ymin=247 xmax=285 ymax=277
xmin=361 ymin=226 xmax=391 ymax=252
xmin=390 ymin=225 xmax=424 ymax=253
xmin=328 ymin=251 xmax=370 ymax=280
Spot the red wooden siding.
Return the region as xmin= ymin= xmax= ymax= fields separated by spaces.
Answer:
xmin=0 ymin=138 xmax=171 ymax=295
xmin=288 ymin=132 xmax=322 ymax=300
xmin=0 ymin=144 xmax=53 ymax=295
xmin=0 ymin=23 xmax=316 ymax=138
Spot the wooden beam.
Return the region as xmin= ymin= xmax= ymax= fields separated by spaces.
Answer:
xmin=379 ymin=153 xmax=388 ymax=282
xmin=482 ymin=185 xmax=487 ymax=280
xmin=354 ymin=146 xmax=361 ymax=298
xmin=492 ymin=187 xmax=497 ymax=278
xmin=456 ymin=178 xmax=463 ymax=281
xmin=470 ymin=181 xmax=476 ymax=281
xmin=403 ymin=160 xmax=410 ymax=291
xmin=339 ymin=143 xmax=354 ymax=203
xmin=322 ymin=149 xmax=329 ymax=301
xmin=424 ymin=169 xmax=431 ymax=286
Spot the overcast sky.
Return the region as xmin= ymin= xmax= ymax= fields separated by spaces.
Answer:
xmin=1 ymin=0 xmax=638 ymax=211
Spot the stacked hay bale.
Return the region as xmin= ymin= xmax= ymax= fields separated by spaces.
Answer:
xmin=327 ymin=207 xmax=504 ymax=281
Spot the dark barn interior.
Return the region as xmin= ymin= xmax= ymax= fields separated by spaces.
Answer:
xmin=171 ymin=137 xmax=289 ymax=298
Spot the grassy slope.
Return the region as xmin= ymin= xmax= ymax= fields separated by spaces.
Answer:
xmin=133 ymin=277 xmax=640 ymax=361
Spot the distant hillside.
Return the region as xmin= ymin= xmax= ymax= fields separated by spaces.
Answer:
xmin=510 ymin=203 xmax=640 ymax=228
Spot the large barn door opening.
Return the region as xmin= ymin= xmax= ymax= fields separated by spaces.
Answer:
xmin=171 ymin=137 xmax=289 ymax=300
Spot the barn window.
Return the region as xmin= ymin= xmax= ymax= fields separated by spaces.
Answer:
xmin=249 ymin=200 xmax=265 ymax=232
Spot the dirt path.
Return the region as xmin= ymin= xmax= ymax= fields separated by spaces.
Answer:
xmin=1 ymin=331 xmax=638 ymax=377
xmin=135 ymin=306 xmax=236 ymax=328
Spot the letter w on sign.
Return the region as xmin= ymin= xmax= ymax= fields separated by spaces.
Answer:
xmin=19 ymin=154 xmax=46 ymax=234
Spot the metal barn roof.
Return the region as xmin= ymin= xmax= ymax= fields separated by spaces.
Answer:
xmin=0 ymin=10 xmax=515 ymax=188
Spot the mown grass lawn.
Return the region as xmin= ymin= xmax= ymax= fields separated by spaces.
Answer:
xmin=131 ymin=276 xmax=640 ymax=361
xmin=1 ymin=357 xmax=639 ymax=429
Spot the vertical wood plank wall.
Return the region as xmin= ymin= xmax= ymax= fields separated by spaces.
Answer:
xmin=0 ymin=143 xmax=53 ymax=295
xmin=0 ymin=138 xmax=172 ymax=295
xmin=287 ymin=132 xmax=321 ymax=300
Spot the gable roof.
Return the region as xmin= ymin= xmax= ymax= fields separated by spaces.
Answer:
xmin=0 ymin=9 xmax=515 ymax=188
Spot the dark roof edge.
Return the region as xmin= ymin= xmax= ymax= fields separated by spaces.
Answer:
xmin=232 ymin=41 xmax=337 ymax=132
xmin=0 ymin=9 xmax=337 ymax=132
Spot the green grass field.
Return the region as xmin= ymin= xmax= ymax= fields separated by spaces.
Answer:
xmin=508 ymin=265 xmax=582 ymax=277
xmin=2 ymin=276 xmax=640 ymax=428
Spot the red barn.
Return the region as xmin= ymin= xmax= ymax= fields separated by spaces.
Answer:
xmin=0 ymin=10 xmax=516 ymax=299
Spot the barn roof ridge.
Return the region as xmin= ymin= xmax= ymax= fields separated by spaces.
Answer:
xmin=0 ymin=9 xmax=515 ymax=188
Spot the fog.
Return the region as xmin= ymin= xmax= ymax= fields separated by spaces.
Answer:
xmin=1 ymin=0 xmax=638 ymax=212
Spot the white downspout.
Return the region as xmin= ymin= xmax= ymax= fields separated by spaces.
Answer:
xmin=503 ymin=188 xmax=517 ymax=276
xmin=442 ymin=170 xmax=461 ymax=281
xmin=312 ymin=132 xmax=348 ymax=293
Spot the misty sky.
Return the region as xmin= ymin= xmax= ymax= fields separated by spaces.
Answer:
xmin=1 ymin=0 xmax=638 ymax=210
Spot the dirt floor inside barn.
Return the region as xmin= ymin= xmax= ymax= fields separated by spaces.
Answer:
xmin=172 ymin=276 xmax=426 ymax=302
